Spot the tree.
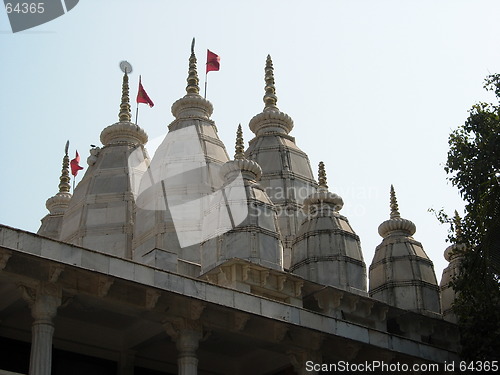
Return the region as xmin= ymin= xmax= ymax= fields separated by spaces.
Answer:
xmin=443 ymin=74 xmax=500 ymax=362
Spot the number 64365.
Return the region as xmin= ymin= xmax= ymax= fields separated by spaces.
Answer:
xmin=5 ymin=3 xmax=45 ymax=14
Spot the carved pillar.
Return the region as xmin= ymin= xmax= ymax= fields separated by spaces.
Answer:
xmin=119 ymin=350 xmax=136 ymax=375
xmin=20 ymin=283 xmax=62 ymax=375
xmin=165 ymin=319 xmax=203 ymax=375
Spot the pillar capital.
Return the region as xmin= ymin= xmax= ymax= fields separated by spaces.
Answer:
xmin=164 ymin=317 xmax=205 ymax=375
xmin=19 ymin=282 xmax=62 ymax=324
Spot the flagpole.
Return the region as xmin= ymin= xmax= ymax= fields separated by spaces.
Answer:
xmin=135 ymin=75 xmax=141 ymax=125
xmin=204 ymin=71 xmax=208 ymax=99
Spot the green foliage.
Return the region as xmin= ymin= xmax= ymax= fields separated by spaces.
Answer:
xmin=443 ymin=74 xmax=500 ymax=362
xmin=445 ymin=76 xmax=500 ymax=253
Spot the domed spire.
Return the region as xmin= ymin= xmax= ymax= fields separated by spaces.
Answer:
xmin=443 ymin=210 xmax=466 ymax=262
xmin=440 ymin=210 xmax=467 ymax=322
xmin=221 ymin=125 xmax=262 ymax=181
xmin=263 ymin=55 xmax=278 ymax=111
xmin=370 ymin=186 xmax=440 ymax=313
xmin=302 ymin=162 xmax=343 ymax=212
xmin=378 ymin=185 xmax=416 ymax=237
xmin=170 ymin=38 xmax=213 ymax=120
xmin=186 ymin=37 xmax=200 ymax=95
xmin=201 ymin=125 xmax=283 ymax=274
xmin=100 ymin=64 xmax=148 ymax=146
xmin=291 ymin=161 xmax=366 ymax=291
xmin=118 ymin=70 xmax=131 ymax=122
xmin=248 ymin=55 xmax=293 ymax=136
xmin=246 ymin=54 xmax=315 ymax=269
xmin=37 ymin=141 xmax=73 ymax=239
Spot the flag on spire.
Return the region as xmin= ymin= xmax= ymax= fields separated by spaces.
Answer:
xmin=136 ymin=76 xmax=154 ymax=107
xmin=206 ymin=50 xmax=220 ymax=73
xmin=70 ymin=151 xmax=84 ymax=177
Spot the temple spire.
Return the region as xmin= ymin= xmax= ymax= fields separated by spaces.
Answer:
xmin=58 ymin=140 xmax=71 ymax=193
xmin=390 ymin=184 xmax=400 ymax=219
xmin=318 ymin=161 xmax=328 ymax=190
xmin=235 ymin=124 xmax=245 ymax=160
xmin=186 ymin=37 xmax=200 ymax=95
xmin=263 ymin=55 xmax=278 ymax=111
xmin=118 ymin=69 xmax=131 ymax=122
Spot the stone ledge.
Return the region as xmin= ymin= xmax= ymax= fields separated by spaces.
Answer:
xmin=0 ymin=224 xmax=459 ymax=363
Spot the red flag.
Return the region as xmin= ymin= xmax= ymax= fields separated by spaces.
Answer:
xmin=136 ymin=76 xmax=154 ymax=107
xmin=70 ymin=151 xmax=84 ymax=177
xmin=206 ymin=50 xmax=220 ymax=73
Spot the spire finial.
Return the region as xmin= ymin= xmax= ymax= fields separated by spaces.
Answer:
xmin=58 ymin=140 xmax=71 ymax=193
xmin=453 ymin=210 xmax=462 ymax=242
xmin=186 ymin=37 xmax=200 ymax=95
xmin=263 ymin=54 xmax=278 ymax=111
xmin=318 ymin=161 xmax=328 ymax=190
xmin=118 ymin=69 xmax=131 ymax=122
xmin=390 ymin=185 xmax=401 ymax=219
xmin=235 ymin=124 xmax=245 ymax=160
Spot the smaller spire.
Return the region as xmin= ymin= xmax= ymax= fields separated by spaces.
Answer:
xmin=263 ymin=55 xmax=278 ymax=111
xmin=118 ymin=70 xmax=131 ymax=122
xmin=58 ymin=140 xmax=71 ymax=193
xmin=235 ymin=124 xmax=245 ymax=160
xmin=318 ymin=161 xmax=328 ymax=190
xmin=186 ymin=37 xmax=200 ymax=95
xmin=390 ymin=184 xmax=401 ymax=219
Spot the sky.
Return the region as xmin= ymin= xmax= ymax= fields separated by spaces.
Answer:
xmin=1 ymin=0 xmax=500 ymax=280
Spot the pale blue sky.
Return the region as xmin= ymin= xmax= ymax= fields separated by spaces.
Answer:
xmin=1 ymin=0 xmax=500 ymax=278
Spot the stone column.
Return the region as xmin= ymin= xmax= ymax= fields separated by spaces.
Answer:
xmin=20 ymin=283 xmax=62 ymax=375
xmin=176 ymin=328 xmax=202 ymax=375
xmin=119 ymin=351 xmax=136 ymax=375
xmin=165 ymin=319 xmax=203 ymax=375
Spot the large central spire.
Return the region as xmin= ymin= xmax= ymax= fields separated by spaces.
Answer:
xmin=246 ymin=55 xmax=317 ymax=269
xmin=133 ymin=40 xmax=230 ymax=273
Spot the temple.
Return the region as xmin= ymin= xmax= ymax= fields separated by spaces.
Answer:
xmin=0 ymin=44 xmax=461 ymax=375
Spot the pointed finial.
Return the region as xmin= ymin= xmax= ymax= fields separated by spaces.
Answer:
xmin=263 ymin=54 xmax=278 ymax=111
xmin=235 ymin=124 xmax=245 ymax=160
xmin=186 ymin=37 xmax=200 ymax=95
xmin=453 ymin=210 xmax=462 ymax=242
xmin=390 ymin=185 xmax=401 ymax=219
xmin=58 ymin=141 xmax=71 ymax=193
xmin=118 ymin=70 xmax=131 ymax=122
xmin=318 ymin=161 xmax=328 ymax=190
